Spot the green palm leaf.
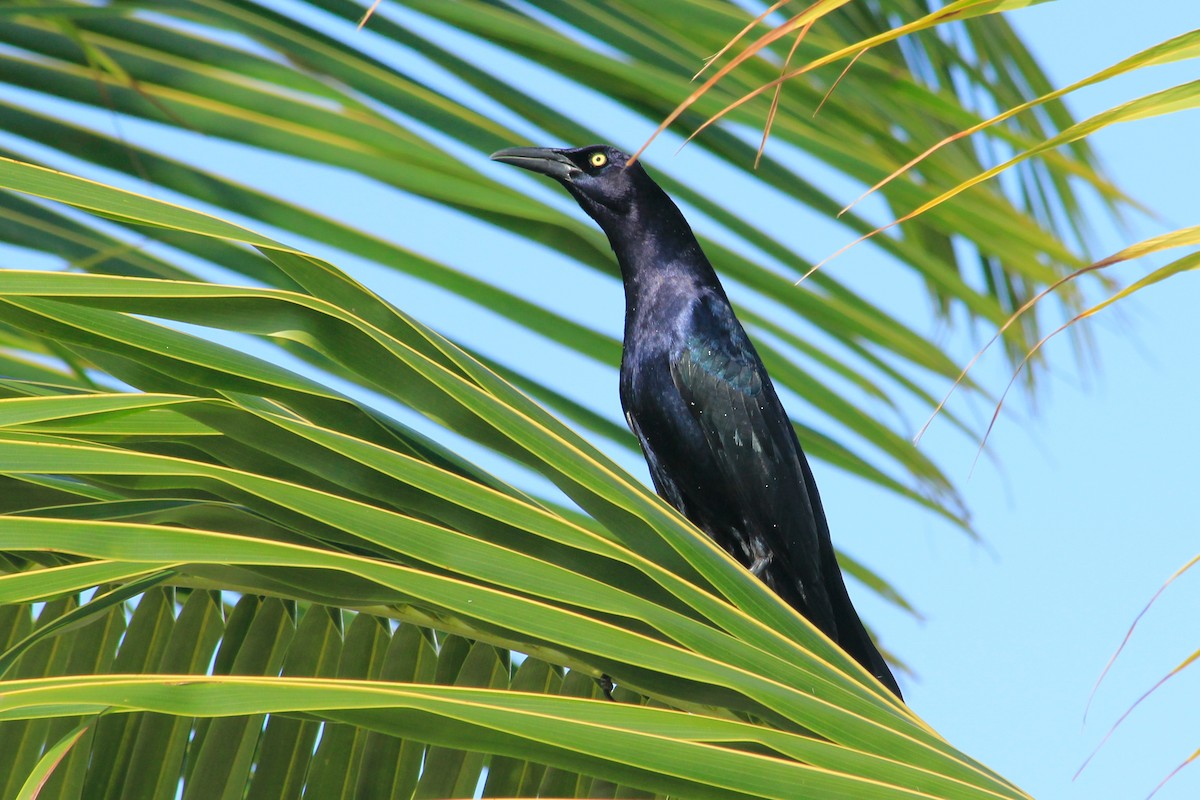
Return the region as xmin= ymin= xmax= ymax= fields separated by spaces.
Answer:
xmin=0 ymin=1 xmax=1192 ymax=796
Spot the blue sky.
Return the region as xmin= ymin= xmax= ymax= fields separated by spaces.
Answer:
xmin=869 ymin=3 xmax=1199 ymax=798
xmin=4 ymin=1 xmax=1197 ymax=797
xmin=441 ymin=3 xmax=1200 ymax=797
xmin=395 ymin=3 xmax=1200 ymax=795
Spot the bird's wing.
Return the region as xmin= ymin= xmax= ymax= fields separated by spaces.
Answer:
xmin=668 ymin=295 xmax=836 ymax=632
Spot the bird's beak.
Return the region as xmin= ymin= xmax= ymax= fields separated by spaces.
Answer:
xmin=490 ymin=146 xmax=581 ymax=182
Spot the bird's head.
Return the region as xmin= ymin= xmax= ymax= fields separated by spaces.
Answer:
xmin=490 ymin=144 xmax=655 ymax=227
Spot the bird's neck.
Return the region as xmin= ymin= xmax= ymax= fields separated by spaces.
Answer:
xmin=604 ymin=194 xmax=722 ymax=315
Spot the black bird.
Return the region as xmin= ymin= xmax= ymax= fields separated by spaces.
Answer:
xmin=492 ymin=144 xmax=902 ymax=699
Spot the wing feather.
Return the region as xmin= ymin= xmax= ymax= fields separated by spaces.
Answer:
xmin=669 ymin=306 xmax=836 ymax=634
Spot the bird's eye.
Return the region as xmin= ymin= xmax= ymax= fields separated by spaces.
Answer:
xmin=589 ymin=152 xmax=608 ymax=168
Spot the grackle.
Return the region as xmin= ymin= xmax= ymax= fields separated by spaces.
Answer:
xmin=492 ymin=145 xmax=901 ymax=699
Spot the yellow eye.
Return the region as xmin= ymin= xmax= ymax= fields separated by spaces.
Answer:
xmin=589 ymin=152 xmax=608 ymax=168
